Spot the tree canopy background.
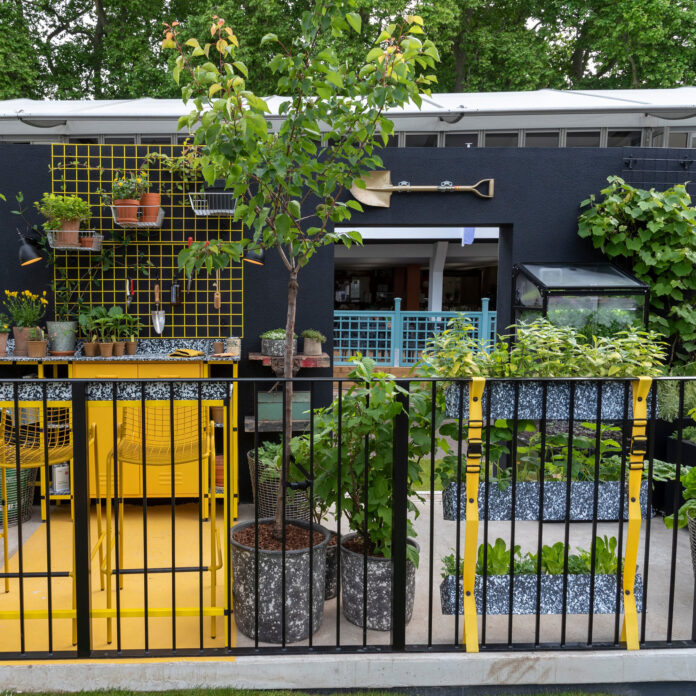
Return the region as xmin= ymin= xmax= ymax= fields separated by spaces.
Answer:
xmin=1 ymin=0 xmax=695 ymax=99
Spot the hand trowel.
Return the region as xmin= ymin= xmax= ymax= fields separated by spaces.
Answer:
xmin=152 ymin=273 xmax=166 ymax=335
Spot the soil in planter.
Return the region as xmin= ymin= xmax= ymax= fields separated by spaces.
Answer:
xmin=343 ymin=536 xmax=383 ymax=557
xmin=233 ymin=522 xmax=325 ymax=551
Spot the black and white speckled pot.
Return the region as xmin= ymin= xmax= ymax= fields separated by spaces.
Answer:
xmin=440 ymin=573 xmax=644 ymax=615
xmin=445 ymin=381 xmax=652 ymax=421
xmin=340 ymin=533 xmax=418 ymax=631
xmin=261 ymin=338 xmax=296 ymax=357
xmin=325 ymin=535 xmax=338 ymax=600
xmin=442 ymin=480 xmax=651 ymax=521
xmin=230 ymin=518 xmax=329 ymax=643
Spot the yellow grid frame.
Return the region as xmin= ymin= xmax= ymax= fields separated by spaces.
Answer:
xmin=50 ymin=144 xmax=244 ymax=339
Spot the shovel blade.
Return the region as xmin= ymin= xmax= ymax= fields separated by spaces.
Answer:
xmin=350 ymin=170 xmax=393 ymax=208
xmin=152 ymin=310 xmax=165 ymax=335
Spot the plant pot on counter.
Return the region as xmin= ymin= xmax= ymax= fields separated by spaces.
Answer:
xmin=12 ymin=326 xmax=38 ymax=357
xmin=340 ymin=533 xmax=418 ymax=631
xmin=98 ymin=342 xmax=114 ymax=357
xmin=27 ymin=340 xmax=47 ymax=358
xmin=83 ymin=341 xmax=99 ymax=357
xmin=139 ymin=192 xmax=161 ymax=223
xmin=47 ymin=320 xmax=77 ymax=354
xmin=0 ymin=332 xmax=8 ymax=356
xmin=112 ymin=341 xmax=125 ymax=357
xmin=303 ymin=338 xmax=323 ymax=356
xmin=261 ymin=338 xmax=296 ymax=357
xmin=230 ymin=518 xmax=329 ymax=643
xmin=125 ymin=340 xmax=138 ymax=356
xmin=113 ymin=199 xmax=139 ymax=223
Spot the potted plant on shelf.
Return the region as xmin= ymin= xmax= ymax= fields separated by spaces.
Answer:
xmin=78 ymin=306 xmax=104 ymax=357
xmin=109 ymin=307 xmax=127 ymax=356
xmin=46 ymin=316 xmax=78 ymax=355
xmin=3 ymin=290 xmax=48 ymax=356
xmin=312 ymin=357 xmax=441 ymax=630
xmin=260 ymin=329 xmax=297 ymax=357
xmin=440 ymin=536 xmax=641 ymax=616
xmin=94 ymin=308 xmax=124 ymax=358
xmin=301 ymin=329 xmax=326 ymax=356
xmin=0 ymin=314 xmax=10 ymax=356
xmin=107 ymin=174 xmax=147 ymax=223
xmin=123 ymin=313 xmax=142 ymax=355
xmin=136 ymin=171 xmax=161 ymax=223
xmin=26 ymin=327 xmax=47 ymax=358
xmin=34 ymin=193 xmax=91 ymax=247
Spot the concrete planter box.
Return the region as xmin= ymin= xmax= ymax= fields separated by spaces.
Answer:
xmin=230 ymin=518 xmax=329 ymax=643
xmin=261 ymin=338 xmax=297 ymax=357
xmin=444 ymin=381 xmax=650 ymax=421
xmin=442 ymin=480 xmax=651 ymax=521
xmin=440 ymin=573 xmax=644 ymax=615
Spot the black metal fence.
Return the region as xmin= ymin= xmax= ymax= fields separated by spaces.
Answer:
xmin=0 ymin=376 xmax=695 ymax=659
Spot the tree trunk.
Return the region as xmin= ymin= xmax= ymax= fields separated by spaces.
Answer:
xmin=273 ymin=268 xmax=299 ymax=538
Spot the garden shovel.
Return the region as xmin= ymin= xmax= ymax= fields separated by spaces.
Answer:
xmin=350 ymin=170 xmax=494 ymax=208
xmin=152 ymin=275 xmax=165 ymax=335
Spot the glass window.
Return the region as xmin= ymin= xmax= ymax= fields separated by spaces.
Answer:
xmin=141 ymin=136 xmax=172 ymax=144
xmin=525 ymin=131 xmax=559 ymax=147
xmin=405 ymin=133 xmax=437 ymax=147
xmin=68 ymin=137 xmax=98 ymax=144
xmin=607 ymin=130 xmax=642 ymax=147
xmin=104 ymin=137 xmax=135 ymax=144
xmin=566 ymin=131 xmax=600 ymax=147
xmin=651 ymin=130 xmax=664 ymax=147
xmin=485 ymin=132 xmax=518 ymax=147
xmin=668 ymin=132 xmax=689 ymax=148
xmin=514 ymin=275 xmax=542 ymax=308
xmin=445 ymin=133 xmax=478 ymax=148
xmin=377 ymin=134 xmax=398 ymax=148
xmin=521 ymin=263 xmax=644 ymax=289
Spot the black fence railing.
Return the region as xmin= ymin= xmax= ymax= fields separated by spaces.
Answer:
xmin=0 ymin=376 xmax=695 ymax=659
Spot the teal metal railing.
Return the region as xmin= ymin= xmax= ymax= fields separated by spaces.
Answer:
xmin=333 ymin=298 xmax=496 ymax=367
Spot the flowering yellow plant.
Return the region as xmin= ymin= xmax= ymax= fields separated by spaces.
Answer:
xmin=3 ymin=289 xmax=48 ymax=328
xmin=0 ymin=313 xmax=10 ymax=334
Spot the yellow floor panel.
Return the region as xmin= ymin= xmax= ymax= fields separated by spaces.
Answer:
xmin=0 ymin=504 xmax=232 ymax=653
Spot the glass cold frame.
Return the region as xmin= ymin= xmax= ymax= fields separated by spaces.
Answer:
xmin=525 ymin=131 xmax=559 ymax=147
xmin=566 ymin=131 xmax=600 ymax=147
xmin=607 ymin=130 xmax=641 ymax=147
xmin=546 ymin=295 xmax=644 ymax=337
xmin=405 ymin=133 xmax=437 ymax=147
xmin=485 ymin=132 xmax=518 ymax=147
xmin=522 ymin=263 xmax=644 ymax=289
xmin=445 ymin=133 xmax=478 ymax=148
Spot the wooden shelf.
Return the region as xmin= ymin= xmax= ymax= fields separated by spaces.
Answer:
xmin=244 ymin=416 xmax=309 ymax=433
xmin=248 ymin=352 xmax=330 ymax=376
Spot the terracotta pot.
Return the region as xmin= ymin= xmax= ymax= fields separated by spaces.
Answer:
xmin=98 ymin=342 xmax=114 ymax=357
xmin=83 ymin=341 xmax=99 ymax=357
xmin=112 ymin=341 xmax=125 ymax=356
xmin=54 ymin=221 xmax=80 ymax=247
xmin=112 ymin=199 xmax=139 ymax=223
xmin=125 ymin=340 xmax=137 ymax=355
xmin=12 ymin=326 xmax=37 ymax=356
xmin=139 ymin=192 xmax=161 ymax=223
xmin=27 ymin=340 xmax=47 ymax=358
xmin=80 ymin=236 xmax=95 ymax=249
xmin=215 ymin=454 xmax=224 ymax=488
xmin=0 ymin=332 xmax=8 ymax=356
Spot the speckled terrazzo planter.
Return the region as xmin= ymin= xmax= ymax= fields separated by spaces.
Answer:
xmin=230 ymin=518 xmax=329 ymax=643
xmin=442 ymin=480 xmax=651 ymax=521
xmin=325 ymin=539 xmax=338 ymax=600
xmin=440 ymin=573 xmax=644 ymax=615
xmin=261 ymin=338 xmax=296 ymax=357
xmin=445 ymin=381 xmax=652 ymax=421
xmin=340 ymin=534 xmax=418 ymax=631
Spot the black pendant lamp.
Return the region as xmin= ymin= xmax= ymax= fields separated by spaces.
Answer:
xmin=17 ymin=229 xmax=41 ymax=266
xmin=244 ymin=247 xmax=265 ymax=266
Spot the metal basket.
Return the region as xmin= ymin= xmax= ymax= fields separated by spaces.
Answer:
xmin=247 ymin=450 xmax=310 ymax=522
xmin=110 ymin=205 xmax=164 ymax=228
xmin=46 ymin=230 xmax=103 ymax=251
xmin=188 ymin=191 xmax=237 ymax=216
xmin=0 ymin=466 xmax=37 ymax=526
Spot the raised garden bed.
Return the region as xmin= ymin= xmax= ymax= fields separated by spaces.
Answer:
xmin=444 ymin=381 xmax=653 ymax=421
xmin=440 ymin=573 xmax=644 ymax=615
xmin=442 ymin=480 xmax=651 ymax=521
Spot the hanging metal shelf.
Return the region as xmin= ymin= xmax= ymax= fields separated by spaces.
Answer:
xmin=188 ymin=191 xmax=237 ymax=217
xmin=110 ymin=206 xmax=165 ymax=229
xmin=45 ymin=230 xmax=104 ymax=252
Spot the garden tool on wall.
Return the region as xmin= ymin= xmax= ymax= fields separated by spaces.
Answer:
xmin=213 ymin=270 xmax=221 ymax=310
xmin=126 ymin=276 xmax=135 ymax=309
xmin=152 ymin=273 xmax=165 ymax=335
xmin=350 ymin=170 xmax=494 ymax=208
xmin=170 ymin=269 xmax=182 ymax=307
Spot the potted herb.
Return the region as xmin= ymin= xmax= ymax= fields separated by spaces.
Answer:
xmin=108 ymin=174 xmax=147 ymax=223
xmin=123 ymin=313 xmax=142 ymax=355
xmin=424 ymin=317 xmax=666 ymax=421
xmin=35 ymin=193 xmax=91 ymax=247
xmin=78 ymin=306 xmax=104 ymax=357
xmin=26 ymin=327 xmax=47 ymax=358
xmin=109 ymin=307 xmax=127 ymax=356
xmin=93 ymin=307 xmax=123 ymax=357
xmin=301 ymin=329 xmax=326 ymax=356
xmin=260 ymin=329 xmax=297 ymax=358
xmin=0 ymin=314 xmax=10 ymax=356
xmin=136 ymin=171 xmax=161 ymax=223
xmin=312 ymin=357 xmax=440 ymax=630
xmin=440 ymin=537 xmax=642 ymax=616
xmin=3 ymin=290 xmax=48 ymax=356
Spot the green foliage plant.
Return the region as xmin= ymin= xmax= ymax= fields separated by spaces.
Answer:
xmin=665 ymin=466 xmax=696 ymax=529
xmin=578 ymin=176 xmax=696 ymax=366
xmin=260 ymin=329 xmax=297 ymax=340
xmin=163 ymin=3 xmax=438 ymax=538
xmin=122 ymin=313 xmax=143 ymax=341
xmin=79 ymin=307 xmax=107 ymax=342
xmin=0 ymin=313 xmax=11 ymax=334
xmin=35 ymin=193 xmax=91 ymax=227
xmin=104 ymin=173 xmax=148 ymax=203
xmin=301 ymin=329 xmax=326 ymax=343
xmin=3 ymin=289 xmax=48 ymax=327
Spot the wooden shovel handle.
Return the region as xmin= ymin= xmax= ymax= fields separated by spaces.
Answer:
xmin=154 ymin=282 xmax=160 ymax=305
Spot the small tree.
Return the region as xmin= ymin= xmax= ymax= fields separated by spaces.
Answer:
xmin=164 ymin=0 xmax=438 ymax=537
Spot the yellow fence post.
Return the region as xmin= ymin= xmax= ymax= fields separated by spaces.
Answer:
xmin=462 ymin=377 xmax=485 ymax=653
xmin=621 ymin=376 xmax=652 ymax=651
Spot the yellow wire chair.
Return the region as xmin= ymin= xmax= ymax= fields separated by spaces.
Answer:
xmin=103 ymin=404 xmax=220 ymax=644
xmin=0 ymin=407 xmax=105 ymax=646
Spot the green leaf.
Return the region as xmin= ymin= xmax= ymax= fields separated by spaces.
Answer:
xmin=346 ymin=12 xmax=361 ymax=34
xmin=326 ymin=71 xmax=343 ymax=88
xmin=261 ymin=33 xmax=278 ymax=45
